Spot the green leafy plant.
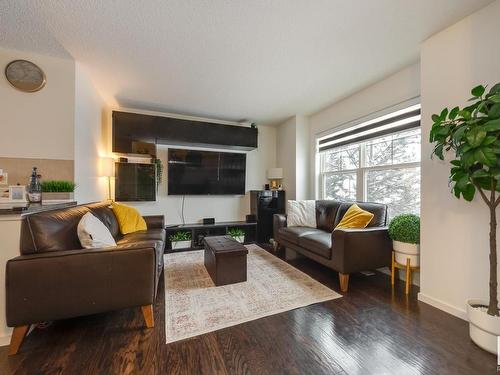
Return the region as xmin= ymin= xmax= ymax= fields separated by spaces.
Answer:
xmin=153 ymin=158 xmax=163 ymax=188
xmin=430 ymin=83 xmax=500 ymax=316
xmin=227 ymin=228 xmax=245 ymax=238
xmin=41 ymin=180 xmax=76 ymax=192
xmin=169 ymin=231 xmax=191 ymax=242
xmin=388 ymin=214 xmax=420 ymax=244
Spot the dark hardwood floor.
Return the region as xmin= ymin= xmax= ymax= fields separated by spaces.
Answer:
xmin=0 ymin=247 xmax=495 ymax=375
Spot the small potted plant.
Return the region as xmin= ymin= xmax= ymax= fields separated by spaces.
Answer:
xmin=388 ymin=214 xmax=420 ymax=267
xmin=227 ymin=228 xmax=245 ymax=243
xmin=41 ymin=180 xmax=76 ymax=202
xmin=169 ymin=231 xmax=192 ymax=250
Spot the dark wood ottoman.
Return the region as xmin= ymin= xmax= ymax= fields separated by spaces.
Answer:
xmin=204 ymin=236 xmax=248 ymax=286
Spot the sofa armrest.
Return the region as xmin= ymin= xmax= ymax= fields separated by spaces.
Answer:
xmin=273 ymin=214 xmax=287 ymax=242
xmin=6 ymin=244 xmax=157 ymax=327
xmin=143 ymin=215 xmax=165 ymax=229
xmin=331 ymin=227 xmax=392 ymax=274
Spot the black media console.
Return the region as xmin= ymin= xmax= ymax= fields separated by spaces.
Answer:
xmin=165 ymin=221 xmax=257 ymax=253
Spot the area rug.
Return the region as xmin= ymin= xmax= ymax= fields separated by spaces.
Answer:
xmin=164 ymin=244 xmax=341 ymax=343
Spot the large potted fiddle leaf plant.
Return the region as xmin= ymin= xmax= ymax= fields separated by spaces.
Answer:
xmin=430 ymin=83 xmax=500 ymax=353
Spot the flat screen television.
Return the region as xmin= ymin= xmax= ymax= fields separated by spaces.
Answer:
xmin=115 ymin=162 xmax=156 ymax=201
xmin=168 ymin=148 xmax=246 ymax=195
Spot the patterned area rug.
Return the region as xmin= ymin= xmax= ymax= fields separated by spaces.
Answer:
xmin=164 ymin=244 xmax=341 ymax=343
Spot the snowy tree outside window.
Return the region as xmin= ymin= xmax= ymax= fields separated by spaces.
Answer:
xmin=319 ymin=127 xmax=421 ymax=220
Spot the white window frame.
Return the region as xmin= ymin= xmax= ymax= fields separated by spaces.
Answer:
xmin=318 ymin=142 xmax=420 ymax=202
xmin=316 ymin=98 xmax=421 ymax=206
xmin=314 ymin=97 xmax=421 ymax=200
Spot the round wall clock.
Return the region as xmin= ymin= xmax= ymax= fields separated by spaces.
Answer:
xmin=5 ymin=60 xmax=46 ymax=92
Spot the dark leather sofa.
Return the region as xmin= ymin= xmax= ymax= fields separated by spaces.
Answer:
xmin=274 ymin=200 xmax=391 ymax=292
xmin=6 ymin=201 xmax=165 ymax=355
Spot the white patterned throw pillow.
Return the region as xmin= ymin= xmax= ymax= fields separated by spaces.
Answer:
xmin=77 ymin=212 xmax=117 ymax=249
xmin=287 ymin=200 xmax=317 ymax=228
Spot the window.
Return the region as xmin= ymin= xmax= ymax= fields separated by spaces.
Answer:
xmin=317 ymin=105 xmax=421 ymax=220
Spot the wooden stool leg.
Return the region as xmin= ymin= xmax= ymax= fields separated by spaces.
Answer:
xmin=391 ymin=251 xmax=395 ymax=286
xmin=141 ymin=305 xmax=155 ymax=328
xmin=9 ymin=325 xmax=29 ymax=356
xmin=405 ymin=258 xmax=411 ymax=295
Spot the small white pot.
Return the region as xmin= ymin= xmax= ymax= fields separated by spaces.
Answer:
xmin=467 ymin=299 xmax=500 ymax=354
xmin=393 ymin=240 xmax=420 ymax=267
xmin=171 ymin=240 xmax=191 ymax=250
xmin=232 ymin=235 xmax=245 ymax=244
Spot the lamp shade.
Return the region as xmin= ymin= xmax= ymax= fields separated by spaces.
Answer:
xmin=100 ymin=157 xmax=115 ymax=177
xmin=267 ymin=168 xmax=283 ymax=179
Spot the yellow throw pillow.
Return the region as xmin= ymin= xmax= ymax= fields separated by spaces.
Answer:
xmin=111 ymin=202 xmax=147 ymax=234
xmin=335 ymin=204 xmax=374 ymax=230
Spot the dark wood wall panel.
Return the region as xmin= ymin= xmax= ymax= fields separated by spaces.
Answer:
xmin=112 ymin=111 xmax=258 ymax=153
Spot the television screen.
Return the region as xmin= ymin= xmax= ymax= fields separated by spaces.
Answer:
xmin=115 ymin=163 xmax=156 ymax=201
xmin=168 ymin=149 xmax=246 ymax=195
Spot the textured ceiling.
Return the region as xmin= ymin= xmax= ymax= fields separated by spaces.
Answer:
xmin=0 ymin=0 xmax=494 ymax=124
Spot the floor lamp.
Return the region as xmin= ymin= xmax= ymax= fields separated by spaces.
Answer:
xmin=100 ymin=157 xmax=114 ymax=200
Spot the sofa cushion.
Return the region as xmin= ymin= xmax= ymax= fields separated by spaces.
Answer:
xmin=298 ymin=232 xmax=332 ymax=259
xmin=77 ymin=212 xmax=117 ymax=249
xmin=315 ymin=200 xmax=343 ymax=232
xmin=117 ymin=229 xmax=166 ymax=245
xmin=335 ymin=202 xmax=387 ymax=228
xmin=278 ymin=227 xmax=324 ymax=245
xmin=86 ymin=202 xmax=120 ymax=238
xmin=287 ymin=200 xmax=316 ymax=227
xmin=111 ymin=202 xmax=147 ymax=234
xmin=335 ymin=204 xmax=374 ymax=230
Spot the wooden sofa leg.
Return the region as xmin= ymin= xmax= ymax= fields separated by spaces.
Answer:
xmin=141 ymin=305 xmax=155 ymax=328
xmin=339 ymin=273 xmax=349 ymax=293
xmin=9 ymin=325 xmax=30 ymax=356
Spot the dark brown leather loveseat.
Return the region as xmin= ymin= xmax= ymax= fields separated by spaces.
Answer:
xmin=6 ymin=201 xmax=165 ymax=355
xmin=274 ymin=200 xmax=391 ymax=292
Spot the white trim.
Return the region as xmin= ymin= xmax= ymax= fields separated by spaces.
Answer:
xmin=417 ymin=292 xmax=468 ymax=321
xmin=315 ymin=96 xmax=421 ymax=139
xmin=158 ymin=143 xmax=248 ymax=154
xmin=0 ymin=332 xmax=12 ymax=347
xmin=319 ymin=113 xmax=421 ymax=149
xmin=112 ymin=106 xmax=249 ymax=127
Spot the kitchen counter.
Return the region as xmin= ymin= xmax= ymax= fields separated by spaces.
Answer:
xmin=0 ymin=201 xmax=77 ymax=216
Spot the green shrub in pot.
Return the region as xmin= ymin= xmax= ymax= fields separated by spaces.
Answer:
xmin=389 ymin=214 xmax=420 ymax=267
xmin=227 ymin=228 xmax=245 ymax=243
xmin=41 ymin=180 xmax=76 ymax=201
xmin=169 ymin=231 xmax=192 ymax=250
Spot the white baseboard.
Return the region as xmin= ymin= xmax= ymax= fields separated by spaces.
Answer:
xmin=0 ymin=333 xmax=11 ymax=347
xmin=417 ymin=292 xmax=468 ymax=321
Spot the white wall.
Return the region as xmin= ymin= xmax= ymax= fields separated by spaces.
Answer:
xmin=129 ymin=125 xmax=277 ymax=224
xmin=310 ymin=63 xmax=421 ymax=136
xmin=0 ymin=46 xmax=75 ymax=160
xmin=419 ymin=0 xmax=500 ymax=319
xmin=295 ymin=115 xmax=310 ymax=200
xmin=309 ymin=63 xmax=421 ymax=198
xmin=276 ymin=115 xmax=311 ymax=201
xmin=74 ymin=62 xmax=108 ymax=203
xmin=277 ymin=117 xmax=297 ymax=199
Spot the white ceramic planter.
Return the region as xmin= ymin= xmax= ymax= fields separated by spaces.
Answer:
xmin=467 ymin=299 xmax=500 ymax=354
xmin=393 ymin=240 xmax=420 ymax=267
xmin=232 ymin=235 xmax=245 ymax=244
xmin=171 ymin=240 xmax=191 ymax=250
